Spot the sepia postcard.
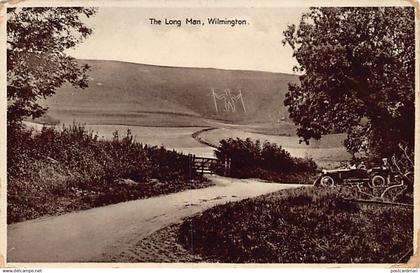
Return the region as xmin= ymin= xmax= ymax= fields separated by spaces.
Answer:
xmin=0 ymin=0 xmax=419 ymax=270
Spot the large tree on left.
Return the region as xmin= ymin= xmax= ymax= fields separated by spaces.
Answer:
xmin=7 ymin=7 xmax=96 ymax=126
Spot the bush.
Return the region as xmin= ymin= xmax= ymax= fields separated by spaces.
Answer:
xmin=7 ymin=123 xmax=211 ymax=223
xmin=178 ymin=186 xmax=413 ymax=263
xmin=7 ymin=123 xmax=35 ymax=178
xmin=214 ymin=138 xmax=317 ymax=181
xmin=146 ymin=146 xmax=190 ymax=182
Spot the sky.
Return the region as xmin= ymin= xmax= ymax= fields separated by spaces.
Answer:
xmin=68 ymin=7 xmax=308 ymax=73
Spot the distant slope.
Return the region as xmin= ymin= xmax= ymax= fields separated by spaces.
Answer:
xmin=41 ymin=60 xmax=299 ymax=126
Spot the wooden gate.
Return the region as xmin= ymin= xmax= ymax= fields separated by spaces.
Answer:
xmin=188 ymin=154 xmax=231 ymax=176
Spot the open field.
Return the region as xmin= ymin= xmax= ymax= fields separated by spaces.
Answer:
xmin=86 ymin=124 xmax=217 ymax=158
xmin=43 ymin=109 xmax=215 ymax=127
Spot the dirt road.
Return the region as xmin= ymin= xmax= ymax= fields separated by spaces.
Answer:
xmin=7 ymin=175 xmax=306 ymax=262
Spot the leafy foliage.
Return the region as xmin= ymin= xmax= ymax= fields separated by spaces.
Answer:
xmin=8 ymin=124 xmax=211 ymax=223
xmin=7 ymin=7 xmax=96 ymax=125
xmin=214 ymin=138 xmax=317 ymax=182
xmin=282 ymin=7 xmax=415 ymax=161
xmin=179 ymin=186 xmax=413 ymax=263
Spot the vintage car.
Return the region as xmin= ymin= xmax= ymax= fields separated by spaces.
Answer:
xmin=313 ymin=166 xmax=389 ymax=187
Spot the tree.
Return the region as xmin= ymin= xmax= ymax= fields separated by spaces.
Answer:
xmin=282 ymin=7 xmax=415 ymax=162
xmin=7 ymin=7 xmax=96 ymax=126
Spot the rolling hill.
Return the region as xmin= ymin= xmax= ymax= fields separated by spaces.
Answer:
xmin=33 ymin=59 xmax=350 ymax=166
xmin=40 ymin=60 xmax=299 ymax=127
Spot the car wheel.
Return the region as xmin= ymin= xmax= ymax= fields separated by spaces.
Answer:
xmin=369 ymin=175 xmax=386 ymax=188
xmin=320 ymin=176 xmax=335 ymax=187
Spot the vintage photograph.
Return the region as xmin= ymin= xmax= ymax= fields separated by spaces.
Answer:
xmin=3 ymin=1 xmax=417 ymax=266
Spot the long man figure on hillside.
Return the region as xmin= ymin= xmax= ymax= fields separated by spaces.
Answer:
xmin=212 ymin=88 xmax=246 ymax=113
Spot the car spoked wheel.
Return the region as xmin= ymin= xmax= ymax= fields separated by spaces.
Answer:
xmin=320 ymin=176 xmax=335 ymax=187
xmin=369 ymin=175 xmax=386 ymax=188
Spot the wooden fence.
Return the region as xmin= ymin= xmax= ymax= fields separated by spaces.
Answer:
xmin=188 ymin=154 xmax=231 ymax=176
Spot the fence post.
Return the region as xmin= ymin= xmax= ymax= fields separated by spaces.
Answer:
xmin=188 ymin=154 xmax=192 ymax=182
xmin=224 ymin=156 xmax=228 ymax=177
xmin=193 ymin=155 xmax=196 ymax=178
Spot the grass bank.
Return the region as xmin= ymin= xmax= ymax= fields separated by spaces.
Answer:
xmin=178 ymin=186 xmax=413 ymax=263
xmin=8 ymin=123 xmax=211 ymax=224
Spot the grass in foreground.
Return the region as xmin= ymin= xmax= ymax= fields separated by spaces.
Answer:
xmin=178 ymin=186 xmax=413 ymax=263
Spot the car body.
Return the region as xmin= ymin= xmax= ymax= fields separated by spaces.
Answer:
xmin=313 ymin=167 xmax=389 ymax=187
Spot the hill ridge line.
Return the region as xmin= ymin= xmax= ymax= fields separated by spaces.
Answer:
xmin=77 ymin=58 xmax=298 ymax=76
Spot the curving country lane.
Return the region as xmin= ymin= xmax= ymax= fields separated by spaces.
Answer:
xmin=7 ymin=175 xmax=308 ymax=263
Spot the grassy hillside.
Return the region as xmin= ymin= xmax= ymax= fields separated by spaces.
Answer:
xmin=179 ymin=187 xmax=413 ymax=263
xmin=40 ymin=60 xmax=298 ymax=126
